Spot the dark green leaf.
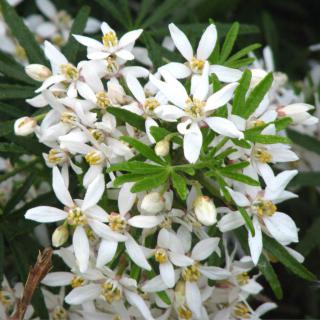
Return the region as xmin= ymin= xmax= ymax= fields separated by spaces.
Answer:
xmin=297 ymin=217 xmax=320 ymax=257
xmin=0 ymin=101 xmax=25 ymax=117
xmin=0 ymin=84 xmax=35 ymax=100
xmin=0 ymin=143 xmax=26 ymax=154
xmin=113 ymin=173 xmax=145 ymax=186
xmin=171 ymin=171 xmax=187 ymax=200
xmin=220 ymin=171 xmax=260 ymax=186
xmin=226 ymin=43 xmax=261 ymax=64
xmin=107 ymin=161 xmax=164 ymax=174
xmin=245 ymin=133 xmax=291 ymax=145
xmin=232 ymin=69 xmax=252 ymax=116
xmin=287 ymin=129 xmax=320 ymax=155
xmin=227 ymin=57 xmax=255 ymax=69
xmin=238 ymin=207 xmax=255 ymax=236
xmin=131 ymin=171 xmax=169 ymax=192
xmin=219 ymin=22 xmax=239 ymax=63
xmin=220 ymin=161 xmax=250 ymax=172
xmin=108 ymin=107 xmax=145 ymax=132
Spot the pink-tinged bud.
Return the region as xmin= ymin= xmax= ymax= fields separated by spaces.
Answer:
xmin=25 ymin=64 xmax=52 ymax=81
xmin=141 ymin=192 xmax=165 ymax=214
xmin=14 ymin=117 xmax=36 ymax=136
xmin=193 ymin=196 xmax=217 ymax=226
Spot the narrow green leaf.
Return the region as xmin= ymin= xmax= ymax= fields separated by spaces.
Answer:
xmin=107 ymin=161 xmax=164 ymax=174
xmin=246 ymin=134 xmax=291 ymax=145
xmin=0 ymin=84 xmax=35 ymax=100
xmin=290 ymin=172 xmax=320 ymax=187
xmin=226 ymin=43 xmax=261 ymax=64
xmin=258 ymin=253 xmax=283 ymax=299
xmin=220 ymin=161 xmax=250 ymax=172
xmin=0 ymin=101 xmax=25 ymax=117
xmin=297 ymin=217 xmax=320 ymax=256
xmin=171 ymin=171 xmax=187 ymax=200
xmin=131 ymin=171 xmax=169 ymax=192
xmin=62 ymin=6 xmax=90 ymax=63
xmin=121 ymin=136 xmax=165 ymax=164
xmin=242 ymin=73 xmax=273 ymax=119
xmin=135 ymin=0 xmax=155 ymax=25
xmin=0 ymin=233 xmax=4 ymax=283
xmin=263 ymin=235 xmax=317 ymax=281
xmin=156 ymin=291 xmax=171 ymax=305
xmin=108 ymin=107 xmax=145 ymax=132
xmin=0 ymin=120 xmax=14 ymax=137
xmin=232 ymin=69 xmax=252 ymax=116
xmin=238 ymin=207 xmax=255 ymax=236
xmin=220 ymin=171 xmax=260 ymax=186
xmin=287 ymin=129 xmax=320 ymax=155
xmin=274 ymin=117 xmax=293 ymax=131
xmin=231 ymin=138 xmax=251 ymax=149
xmin=0 ymin=0 xmax=47 ymax=65
xmin=113 ymin=173 xmax=145 ymax=186
xmin=0 ymin=143 xmax=26 ymax=154
xmin=226 ymin=57 xmax=255 ymax=69
xmin=219 ymin=22 xmax=239 ymax=63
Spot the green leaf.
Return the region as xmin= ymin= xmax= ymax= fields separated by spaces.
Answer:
xmin=220 ymin=161 xmax=250 ymax=172
xmin=0 ymin=84 xmax=35 ymax=100
xmin=226 ymin=57 xmax=255 ymax=69
xmin=238 ymin=207 xmax=255 ymax=236
xmin=232 ymin=69 xmax=252 ymax=116
xmin=156 ymin=291 xmax=171 ymax=305
xmin=226 ymin=43 xmax=261 ymax=64
xmin=113 ymin=173 xmax=145 ymax=186
xmin=62 ymin=6 xmax=90 ymax=63
xmin=287 ymin=129 xmax=320 ymax=155
xmin=121 ymin=136 xmax=165 ymax=164
xmin=131 ymin=171 xmax=169 ymax=192
xmin=231 ymin=138 xmax=251 ymax=149
xmin=0 ymin=0 xmax=47 ymax=65
xmin=297 ymin=217 xmax=320 ymax=257
xmin=108 ymin=107 xmax=145 ymax=132
xmin=107 ymin=161 xmax=164 ymax=174
xmin=258 ymin=253 xmax=283 ymax=299
xmin=171 ymin=171 xmax=187 ymax=200
xmin=219 ymin=22 xmax=239 ymax=63
xmin=0 ymin=120 xmax=14 ymax=137
xmin=242 ymin=73 xmax=273 ymax=119
xmin=220 ymin=171 xmax=260 ymax=186
xmin=263 ymin=235 xmax=317 ymax=281
xmin=245 ymin=133 xmax=291 ymax=145
xmin=135 ymin=0 xmax=155 ymax=25
xmin=0 ymin=101 xmax=25 ymax=117
xmin=0 ymin=143 xmax=26 ymax=154
xmin=274 ymin=117 xmax=293 ymax=131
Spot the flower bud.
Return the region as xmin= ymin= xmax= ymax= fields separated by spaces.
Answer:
xmin=25 ymin=64 xmax=52 ymax=81
xmin=52 ymin=225 xmax=69 ymax=247
xmin=155 ymin=139 xmax=170 ymax=157
xmin=14 ymin=117 xmax=36 ymax=136
xmin=141 ymin=192 xmax=165 ymax=214
xmin=193 ymin=196 xmax=217 ymax=226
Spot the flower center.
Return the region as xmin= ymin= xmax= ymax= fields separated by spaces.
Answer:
xmin=184 ymin=97 xmax=205 ymax=118
xmin=89 ymin=129 xmax=106 ymax=143
xmin=60 ymin=111 xmax=77 ymax=124
xmin=70 ymin=276 xmax=85 ymax=288
xmin=189 ymin=57 xmax=205 ymax=73
xmin=249 ymin=119 xmax=266 ymax=128
xmin=48 ymin=149 xmax=65 ymax=165
xmin=232 ymin=302 xmax=251 ymax=319
xmin=155 ymin=248 xmax=168 ymax=264
xmin=253 ymin=147 xmax=272 ymax=163
xmin=101 ymin=281 xmax=122 ymax=303
xmin=109 ymin=214 xmax=127 ymax=232
xmin=96 ymin=91 xmax=110 ymax=109
xmin=105 ymin=56 xmax=120 ymax=75
xmin=67 ymin=207 xmax=87 ymax=226
xmin=52 ymin=306 xmax=69 ymax=320
xmin=178 ymin=305 xmax=193 ymax=320
xmin=102 ymin=31 xmax=118 ymax=47
xmin=60 ymin=64 xmax=79 ymax=81
xmin=182 ymin=263 xmax=200 ymax=282
xmin=236 ymin=272 xmax=250 ymax=285
xmin=252 ymin=199 xmax=277 ymax=218
xmin=144 ymin=97 xmax=160 ymax=112
xmin=0 ymin=290 xmax=12 ymax=306
xmin=85 ymin=151 xmax=104 ymax=165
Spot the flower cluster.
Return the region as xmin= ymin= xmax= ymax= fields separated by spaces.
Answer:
xmin=10 ymin=18 xmax=318 ymax=320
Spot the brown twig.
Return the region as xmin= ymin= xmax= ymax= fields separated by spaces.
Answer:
xmin=8 ymin=248 xmax=53 ymax=320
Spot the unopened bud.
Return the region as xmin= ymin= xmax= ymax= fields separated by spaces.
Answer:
xmin=155 ymin=139 xmax=170 ymax=157
xmin=25 ymin=64 xmax=52 ymax=81
xmin=193 ymin=196 xmax=217 ymax=226
xmin=14 ymin=117 xmax=36 ymax=136
xmin=141 ymin=192 xmax=165 ymax=214
xmin=52 ymin=225 xmax=69 ymax=247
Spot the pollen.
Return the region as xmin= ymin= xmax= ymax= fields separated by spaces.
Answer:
xmin=178 ymin=305 xmax=193 ymax=319
xmin=48 ymin=149 xmax=65 ymax=165
xmin=253 ymin=147 xmax=272 ymax=163
xmin=60 ymin=63 xmax=79 ymax=81
xmin=70 ymin=276 xmax=85 ymax=288
xmin=102 ymin=31 xmax=118 ymax=47
xmin=236 ymin=272 xmax=250 ymax=285
xmin=85 ymin=151 xmax=104 ymax=165
xmin=155 ymin=248 xmax=168 ymax=264
xmin=96 ymin=91 xmax=110 ymax=109
xmin=52 ymin=306 xmax=68 ymax=320
xmin=144 ymin=97 xmax=160 ymax=112
xmin=232 ymin=302 xmax=251 ymax=319
xmin=184 ymin=97 xmax=205 ymax=118
xmin=89 ymin=129 xmax=106 ymax=142
xmin=182 ymin=263 xmax=200 ymax=282
xmin=67 ymin=207 xmax=87 ymax=226
xmin=189 ymin=57 xmax=205 ymax=73
xmin=252 ymin=199 xmax=277 ymax=218
xmin=101 ymin=281 xmax=122 ymax=303
xmin=109 ymin=213 xmax=127 ymax=232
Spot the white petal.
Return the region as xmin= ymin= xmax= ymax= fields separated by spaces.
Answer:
xmin=119 ymin=29 xmax=143 ymax=48
xmin=197 ymin=24 xmax=217 ymax=60
xmin=126 ymin=235 xmax=151 ymax=271
xmin=191 ymin=237 xmax=220 ymax=261
xmin=36 ymin=0 xmax=57 ymax=19
xmin=160 ymin=261 xmax=175 ymax=288
xmin=126 ymin=74 xmax=145 ymax=103
xmin=205 ymin=117 xmax=244 ymax=139
xmin=199 ymin=266 xmax=231 ymax=280
xmin=88 ymin=220 xmax=127 ymax=241
xmin=141 ymin=275 xmax=167 ymax=292
xmin=192 ymin=62 xmax=209 ymax=101
xmin=185 ymin=281 xmax=202 ymax=319
xmin=168 ymin=252 xmax=194 ymax=267
xmin=159 ymin=62 xmax=191 ymax=79
xmin=116 ymin=49 xmax=135 ymax=61
xmin=73 ymin=226 xmax=90 ymax=273
xmin=168 ymin=23 xmax=193 ymax=61
xmin=225 ymin=187 xmax=250 ymax=207
xmin=210 ymin=65 xmax=242 ymax=83
xmin=25 ymin=206 xmax=67 ymax=223
xmin=264 ymin=212 xmax=298 ymax=244
xmin=128 ymin=215 xmax=164 ymax=228
xmin=145 ymin=117 xmax=158 ymax=144
xmin=124 ymin=290 xmax=154 ymax=320
xmin=241 ymin=279 xmax=263 ymax=295
xmin=42 ymin=272 xmax=73 ymax=286
xmin=218 ymin=211 xmax=245 ymax=232
xmin=44 ymin=41 xmax=68 ymax=65
xmin=183 ymin=122 xmax=202 ymax=163
xmin=205 ymin=82 xmax=238 ymax=112
xmin=65 ymin=284 xmax=100 ymax=305
xmin=82 ymin=174 xmax=105 ymax=211
xmin=248 ymin=217 xmax=262 ymax=265
xmin=153 ymin=105 xmax=185 ymax=122
xmin=73 ymin=34 xmax=105 ymax=49
xmin=255 ymin=302 xmax=277 ymax=316
xmin=118 ymin=182 xmax=137 ymax=215
xmin=96 ymin=239 xmax=118 ymax=268
xmin=52 ymin=166 xmax=74 ymax=207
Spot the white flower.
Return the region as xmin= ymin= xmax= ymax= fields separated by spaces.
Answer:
xmin=140 ymin=192 xmax=165 ymax=214
xmin=193 ymin=195 xmax=217 ymax=226
xmin=14 ymin=116 xmax=37 ymax=136
xmin=25 ymin=64 xmax=52 ymax=81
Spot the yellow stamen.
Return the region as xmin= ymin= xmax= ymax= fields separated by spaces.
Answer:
xmin=252 ymin=199 xmax=277 ymax=218
xmin=236 ymin=272 xmax=250 ymax=285
xmin=253 ymin=147 xmax=272 ymax=163
xmin=101 ymin=281 xmax=122 ymax=303
xmin=70 ymin=276 xmax=85 ymax=288
xmin=184 ymin=97 xmax=205 ymax=118
xmin=189 ymin=57 xmax=205 ymax=73
xmin=109 ymin=214 xmax=127 ymax=233
xmin=232 ymin=302 xmax=251 ymax=319
xmin=89 ymin=129 xmax=105 ymax=142
xmin=102 ymin=31 xmax=118 ymax=47
xmin=85 ymin=151 xmax=104 ymax=165
xmin=154 ymin=248 xmax=168 ymax=264
xmin=60 ymin=111 xmax=77 ymax=124
xmin=48 ymin=149 xmax=65 ymax=165
xmin=182 ymin=263 xmax=200 ymax=282
xmin=15 ymin=44 xmax=27 ymax=60
xmin=67 ymin=207 xmax=87 ymax=226
xmin=96 ymin=91 xmax=110 ymax=109
xmin=144 ymin=97 xmax=160 ymax=112
xmin=52 ymin=306 xmax=68 ymax=320
xmin=60 ymin=64 xmax=79 ymax=81
xmin=178 ymin=305 xmax=193 ymax=319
